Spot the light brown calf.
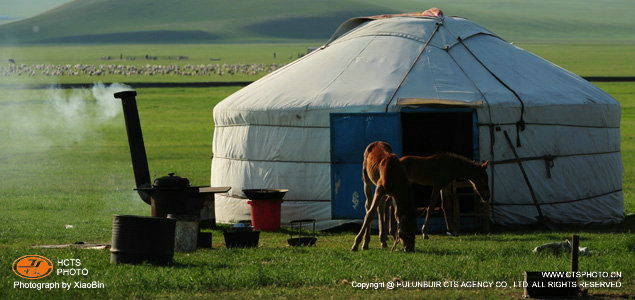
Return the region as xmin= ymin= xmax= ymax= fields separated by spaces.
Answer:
xmin=351 ymin=141 xmax=417 ymax=252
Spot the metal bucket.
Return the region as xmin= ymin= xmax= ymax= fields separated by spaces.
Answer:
xmin=197 ymin=232 xmax=212 ymax=248
xmin=110 ymin=215 xmax=176 ymax=265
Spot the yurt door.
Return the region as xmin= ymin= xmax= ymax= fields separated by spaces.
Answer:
xmin=329 ymin=112 xmax=402 ymax=219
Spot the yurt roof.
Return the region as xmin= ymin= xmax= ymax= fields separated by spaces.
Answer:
xmin=214 ymin=12 xmax=618 ymax=129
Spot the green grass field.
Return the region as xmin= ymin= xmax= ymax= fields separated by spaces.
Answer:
xmin=1 ymin=43 xmax=634 ymax=86
xmin=0 ymin=44 xmax=311 ymax=65
xmin=0 ymin=82 xmax=633 ymax=298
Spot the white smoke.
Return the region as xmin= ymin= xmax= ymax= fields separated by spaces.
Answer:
xmin=1 ymin=82 xmax=133 ymax=153
xmin=92 ymin=82 xmax=130 ymax=120
xmin=48 ymin=82 xmax=130 ymax=122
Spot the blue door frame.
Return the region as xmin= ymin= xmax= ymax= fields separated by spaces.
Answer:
xmin=330 ymin=112 xmax=402 ymax=219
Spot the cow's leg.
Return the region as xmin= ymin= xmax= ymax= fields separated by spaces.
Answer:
xmin=441 ymin=185 xmax=459 ymax=236
xmin=361 ymin=168 xmax=374 ymax=250
xmin=421 ymin=185 xmax=439 ymax=240
xmin=352 ymin=185 xmax=385 ymax=251
xmin=388 ymin=202 xmax=398 ymax=239
xmin=421 ymin=206 xmax=432 ymax=240
xmin=378 ymin=196 xmax=388 ymax=248
xmin=390 ymin=197 xmax=402 ymax=252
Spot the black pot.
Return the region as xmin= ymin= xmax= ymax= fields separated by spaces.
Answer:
xmin=137 ymin=173 xmax=201 ymax=217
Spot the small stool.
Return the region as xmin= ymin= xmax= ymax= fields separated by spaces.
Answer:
xmin=168 ymin=214 xmax=199 ymax=253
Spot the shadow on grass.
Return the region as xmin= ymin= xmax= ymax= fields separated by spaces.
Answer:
xmin=491 ymin=214 xmax=634 ymax=234
xmin=413 ymin=247 xmax=464 ymax=256
xmin=171 ymin=261 xmax=231 ymax=269
xmin=465 ymin=234 xmax=576 ymax=242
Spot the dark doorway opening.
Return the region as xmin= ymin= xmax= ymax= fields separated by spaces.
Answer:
xmin=401 ymin=111 xmax=474 ymax=158
xmin=400 ymin=110 xmax=478 ymax=230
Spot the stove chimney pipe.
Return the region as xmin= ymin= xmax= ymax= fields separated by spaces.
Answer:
xmin=114 ymin=91 xmax=152 ymax=204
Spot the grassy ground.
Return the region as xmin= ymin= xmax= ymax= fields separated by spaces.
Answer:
xmin=0 ymin=83 xmax=633 ymax=298
xmin=2 ymin=230 xmax=632 ymax=299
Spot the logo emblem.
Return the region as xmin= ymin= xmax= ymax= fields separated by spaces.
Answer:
xmin=12 ymin=255 xmax=54 ymax=279
xmin=351 ymin=191 xmax=359 ymax=210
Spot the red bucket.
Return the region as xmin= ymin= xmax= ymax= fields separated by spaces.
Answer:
xmin=248 ymin=199 xmax=283 ymax=231
xmin=243 ymin=189 xmax=287 ymax=232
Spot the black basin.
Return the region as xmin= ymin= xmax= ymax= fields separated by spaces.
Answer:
xmin=242 ymin=189 xmax=288 ymax=200
xmin=288 ymin=237 xmax=317 ymax=247
xmin=223 ymin=228 xmax=260 ymax=248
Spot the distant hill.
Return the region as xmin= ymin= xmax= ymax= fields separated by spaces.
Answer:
xmin=0 ymin=0 xmax=72 ymax=25
xmin=0 ymin=0 xmax=633 ymax=44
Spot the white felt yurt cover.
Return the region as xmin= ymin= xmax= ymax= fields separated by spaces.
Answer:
xmin=211 ymin=11 xmax=623 ymax=229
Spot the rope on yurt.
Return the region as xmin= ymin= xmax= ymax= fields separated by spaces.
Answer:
xmin=476 ymin=121 xmax=619 ymax=129
xmin=491 ymin=150 xmax=620 ymax=181
xmin=502 ymin=130 xmax=544 ymax=219
xmin=385 ymin=20 xmax=442 ymax=111
xmin=491 ymin=150 xmax=620 ymax=165
xmin=492 ymin=189 xmax=622 ymax=207
xmin=444 ymin=46 xmax=498 ymax=222
xmin=457 ymin=37 xmax=526 ymax=148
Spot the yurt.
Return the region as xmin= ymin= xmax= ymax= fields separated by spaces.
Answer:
xmin=211 ymin=9 xmax=623 ymax=229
